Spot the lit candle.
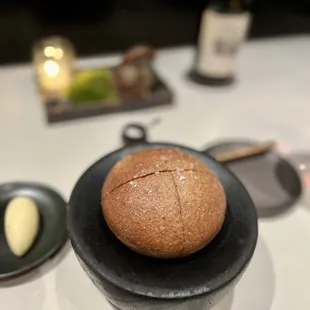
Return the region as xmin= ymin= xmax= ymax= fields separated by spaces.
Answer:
xmin=33 ymin=37 xmax=75 ymax=98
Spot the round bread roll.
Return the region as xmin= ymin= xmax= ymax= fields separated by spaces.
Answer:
xmin=102 ymin=148 xmax=226 ymax=259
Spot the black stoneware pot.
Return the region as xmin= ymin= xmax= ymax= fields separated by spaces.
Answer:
xmin=67 ymin=143 xmax=258 ymax=310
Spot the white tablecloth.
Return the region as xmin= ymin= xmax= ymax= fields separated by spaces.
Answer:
xmin=0 ymin=36 xmax=309 ymax=310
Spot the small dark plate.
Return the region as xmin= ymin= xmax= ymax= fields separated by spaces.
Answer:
xmin=0 ymin=182 xmax=67 ymax=280
xmin=68 ymin=143 xmax=258 ymax=310
xmin=204 ymin=140 xmax=303 ymax=218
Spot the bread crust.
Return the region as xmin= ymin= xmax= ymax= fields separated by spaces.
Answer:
xmin=102 ymin=148 xmax=226 ymax=258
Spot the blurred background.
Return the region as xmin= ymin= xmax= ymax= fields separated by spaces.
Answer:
xmin=2 ymin=0 xmax=310 ymax=64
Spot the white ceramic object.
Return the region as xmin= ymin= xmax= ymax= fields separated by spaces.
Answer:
xmin=4 ymin=197 xmax=40 ymax=257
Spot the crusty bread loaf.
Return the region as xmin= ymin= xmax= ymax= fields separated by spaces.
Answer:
xmin=102 ymin=148 xmax=226 ymax=259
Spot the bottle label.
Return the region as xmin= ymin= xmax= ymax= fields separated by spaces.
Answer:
xmin=196 ymin=9 xmax=251 ymax=78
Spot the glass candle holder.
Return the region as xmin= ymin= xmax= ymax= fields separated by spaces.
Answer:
xmin=33 ymin=36 xmax=75 ymax=99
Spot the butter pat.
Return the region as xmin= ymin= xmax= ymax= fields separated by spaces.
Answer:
xmin=4 ymin=197 xmax=40 ymax=257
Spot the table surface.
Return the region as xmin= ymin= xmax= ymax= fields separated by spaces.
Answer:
xmin=0 ymin=36 xmax=310 ymax=310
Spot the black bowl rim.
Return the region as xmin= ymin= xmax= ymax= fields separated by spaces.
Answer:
xmin=0 ymin=181 xmax=68 ymax=280
xmin=67 ymin=142 xmax=258 ymax=300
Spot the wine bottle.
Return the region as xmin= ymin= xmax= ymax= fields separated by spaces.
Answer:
xmin=190 ymin=0 xmax=251 ymax=86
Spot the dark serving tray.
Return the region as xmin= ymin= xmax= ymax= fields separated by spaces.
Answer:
xmin=44 ymin=74 xmax=173 ymax=124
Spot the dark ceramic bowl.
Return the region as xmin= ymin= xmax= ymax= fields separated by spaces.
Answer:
xmin=67 ymin=143 xmax=258 ymax=310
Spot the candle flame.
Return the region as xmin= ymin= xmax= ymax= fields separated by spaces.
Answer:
xmin=44 ymin=46 xmax=55 ymax=57
xmin=43 ymin=60 xmax=60 ymax=78
xmin=44 ymin=46 xmax=64 ymax=59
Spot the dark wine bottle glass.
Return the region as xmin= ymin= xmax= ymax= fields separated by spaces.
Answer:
xmin=190 ymin=0 xmax=252 ymax=86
